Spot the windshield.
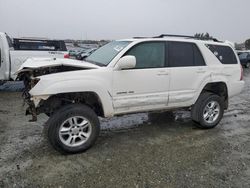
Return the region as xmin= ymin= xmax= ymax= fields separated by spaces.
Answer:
xmin=85 ymin=41 xmax=131 ymax=66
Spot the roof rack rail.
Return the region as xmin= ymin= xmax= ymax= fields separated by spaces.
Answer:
xmin=133 ymin=36 xmax=152 ymax=39
xmin=154 ymin=34 xmax=196 ymax=38
xmin=134 ymin=34 xmax=220 ymax=42
xmin=156 ymin=34 xmax=220 ymax=42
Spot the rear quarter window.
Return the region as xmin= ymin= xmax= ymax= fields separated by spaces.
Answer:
xmin=206 ymin=44 xmax=238 ymax=64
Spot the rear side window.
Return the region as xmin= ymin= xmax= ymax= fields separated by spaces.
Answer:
xmin=193 ymin=45 xmax=206 ymax=66
xmin=125 ymin=42 xmax=165 ymax=69
xmin=168 ymin=42 xmax=206 ymax=67
xmin=206 ymin=44 xmax=238 ymax=64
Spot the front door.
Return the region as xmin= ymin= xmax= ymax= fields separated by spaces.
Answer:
xmin=112 ymin=42 xmax=170 ymax=114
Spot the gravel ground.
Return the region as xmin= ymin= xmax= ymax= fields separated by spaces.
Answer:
xmin=0 ymin=70 xmax=250 ymax=188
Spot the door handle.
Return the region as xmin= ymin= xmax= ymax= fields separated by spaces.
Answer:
xmin=196 ymin=70 xmax=206 ymax=73
xmin=157 ymin=70 xmax=169 ymax=76
xmin=196 ymin=68 xmax=205 ymax=73
xmin=157 ymin=73 xmax=169 ymax=76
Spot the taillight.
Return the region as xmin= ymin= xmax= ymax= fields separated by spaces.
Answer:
xmin=64 ymin=53 xmax=70 ymax=58
xmin=240 ymin=65 xmax=243 ymax=81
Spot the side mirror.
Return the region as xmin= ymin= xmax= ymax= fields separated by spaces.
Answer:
xmin=116 ymin=55 xmax=136 ymax=70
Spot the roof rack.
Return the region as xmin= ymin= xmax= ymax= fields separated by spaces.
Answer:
xmin=134 ymin=34 xmax=220 ymax=42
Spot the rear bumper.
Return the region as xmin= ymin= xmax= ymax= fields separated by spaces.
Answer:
xmin=228 ymin=80 xmax=245 ymax=98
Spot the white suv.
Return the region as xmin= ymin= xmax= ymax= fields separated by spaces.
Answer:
xmin=17 ymin=34 xmax=245 ymax=154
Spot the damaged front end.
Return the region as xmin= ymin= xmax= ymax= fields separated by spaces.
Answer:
xmin=21 ymin=74 xmax=40 ymax=122
xmin=17 ymin=65 xmax=88 ymax=122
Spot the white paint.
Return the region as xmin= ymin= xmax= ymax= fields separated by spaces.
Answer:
xmin=17 ymin=37 xmax=245 ymax=118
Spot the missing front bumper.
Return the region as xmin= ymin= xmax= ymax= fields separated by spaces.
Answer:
xmin=22 ymin=90 xmax=37 ymax=122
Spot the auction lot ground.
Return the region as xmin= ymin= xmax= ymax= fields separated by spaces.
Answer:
xmin=0 ymin=70 xmax=250 ymax=188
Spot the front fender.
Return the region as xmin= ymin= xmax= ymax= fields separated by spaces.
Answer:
xmin=30 ymin=79 xmax=114 ymax=117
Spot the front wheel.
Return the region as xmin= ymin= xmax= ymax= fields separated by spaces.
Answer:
xmin=46 ymin=104 xmax=100 ymax=154
xmin=191 ymin=92 xmax=224 ymax=129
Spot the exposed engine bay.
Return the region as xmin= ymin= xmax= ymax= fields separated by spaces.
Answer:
xmin=17 ymin=65 xmax=90 ymax=121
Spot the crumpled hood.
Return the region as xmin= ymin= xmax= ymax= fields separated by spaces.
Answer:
xmin=15 ymin=57 xmax=99 ymax=74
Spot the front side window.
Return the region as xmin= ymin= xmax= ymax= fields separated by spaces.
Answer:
xmin=206 ymin=44 xmax=238 ymax=64
xmin=125 ymin=42 xmax=165 ymax=69
xmin=86 ymin=41 xmax=131 ymax=66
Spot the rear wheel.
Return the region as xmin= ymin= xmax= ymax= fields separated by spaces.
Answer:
xmin=191 ymin=92 xmax=224 ymax=129
xmin=46 ymin=104 xmax=100 ymax=154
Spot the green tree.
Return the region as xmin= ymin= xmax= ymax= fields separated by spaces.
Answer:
xmin=245 ymin=39 xmax=250 ymax=50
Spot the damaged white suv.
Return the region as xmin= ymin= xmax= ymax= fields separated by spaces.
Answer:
xmin=17 ymin=34 xmax=245 ymax=154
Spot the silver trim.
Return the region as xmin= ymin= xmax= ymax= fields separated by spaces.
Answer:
xmin=59 ymin=116 xmax=92 ymax=147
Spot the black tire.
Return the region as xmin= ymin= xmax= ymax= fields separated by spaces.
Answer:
xmin=191 ymin=92 xmax=224 ymax=129
xmin=45 ymin=104 xmax=100 ymax=154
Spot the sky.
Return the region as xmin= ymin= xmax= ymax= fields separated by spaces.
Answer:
xmin=0 ymin=0 xmax=249 ymax=42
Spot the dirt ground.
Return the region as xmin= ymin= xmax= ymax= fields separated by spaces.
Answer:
xmin=0 ymin=70 xmax=250 ymax=188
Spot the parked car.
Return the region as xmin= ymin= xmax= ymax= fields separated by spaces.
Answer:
xmin=237 ymin=51 xmax=250 ymax=68
xmin=0 ymin=32 xmax=69 ymax=82
xmin=69 ymin=49 xmax=83 ymax=58
xmin=17 ymin=34 xmax=245 ymax=154
xmin=75 ymin=48 xmax=97 ymax=60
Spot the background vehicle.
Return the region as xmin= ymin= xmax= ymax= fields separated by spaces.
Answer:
xmin=75 ymin=48 xmax=97 ymax=60
xmin=68 ymin=49 xmax=85 ymax=58
xmin=0 ymin=32 xmax=69 ymax=82
xmin=17 ymin=34 xmax=245 ymax=154
xmin=237 ymin=51 xmax=250 ymax=68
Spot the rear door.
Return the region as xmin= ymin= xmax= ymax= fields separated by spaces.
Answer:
xmin=168 ymin=41 xmax=210 ymax=107
xmin=112 ymin=41 xmax=170 ymax=114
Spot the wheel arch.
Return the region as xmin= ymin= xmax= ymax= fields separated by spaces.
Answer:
xmin=196 ymin=82 xmax=229 ymax=109
xmin=31 ymin=78 xmax=114 ymax=117
xmin=37 ymin=91 xmax=113 ymax=118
